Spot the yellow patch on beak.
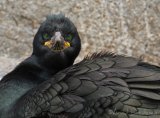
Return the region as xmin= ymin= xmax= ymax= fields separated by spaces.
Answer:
xmin=44 ymin=40 xmax=53 ymax=48
xmin=64 ymin=42 xmax=70 ymax=48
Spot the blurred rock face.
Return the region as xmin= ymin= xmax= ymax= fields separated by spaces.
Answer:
xmin=0 ymin=0 xmax=160 ymax=77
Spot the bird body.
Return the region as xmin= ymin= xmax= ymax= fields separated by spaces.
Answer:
xmin=10 ymin=52 xmax=160 ymax=118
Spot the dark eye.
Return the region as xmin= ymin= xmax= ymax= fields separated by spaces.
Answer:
xmin=65 ymin=34 xmax=73 ymax=41
xmin=43 ymin=33 xmax=50 ymax=40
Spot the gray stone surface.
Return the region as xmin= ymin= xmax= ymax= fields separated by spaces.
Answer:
xmin=0 ymin=0 xmax=160 ymax=77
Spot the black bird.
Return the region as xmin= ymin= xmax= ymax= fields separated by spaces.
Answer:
xmin=10 ymin=52 xmax=160 ymax=118
xmin=0 ymin=14 xmax=81 ymax=117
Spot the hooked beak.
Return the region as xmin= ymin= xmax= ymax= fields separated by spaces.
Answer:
xmin=44 ymin=32 xmax=70 ymax=51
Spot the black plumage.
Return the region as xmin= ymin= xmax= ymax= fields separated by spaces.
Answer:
xmin=0 ymin=14 xmax=81 ymax=118
xmin=10 ymin=52 xmax=160 ymax=118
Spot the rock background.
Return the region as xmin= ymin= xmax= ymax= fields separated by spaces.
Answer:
xmin=0 ymin=0 xmax=160 ymax=78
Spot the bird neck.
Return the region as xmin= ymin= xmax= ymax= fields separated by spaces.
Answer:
xmin=35 ymin=53 xmax=74 ymax=75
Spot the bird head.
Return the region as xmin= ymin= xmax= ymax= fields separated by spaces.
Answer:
xmin=33 ymin=14 xmax=81 ymax=70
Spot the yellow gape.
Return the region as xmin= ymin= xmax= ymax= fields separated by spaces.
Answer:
xmin=64 ymin=41 xmax=70 ymax=48
xmin=44 ymin=40 xmax=70 ymax=49
xmin=44 ymin=40 xmax=53 ymax=48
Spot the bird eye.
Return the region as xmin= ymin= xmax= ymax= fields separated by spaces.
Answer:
xmin=43 ymin=33 xmax=50 ymax=40
xmin=65 ymin=34 xmax=73 ymax=41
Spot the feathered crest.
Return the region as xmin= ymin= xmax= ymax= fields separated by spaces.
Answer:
xmin=46 ymin=13 xmax=65 ymax=21
xmin=40 ymin=13 xmax=76 ymax=34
